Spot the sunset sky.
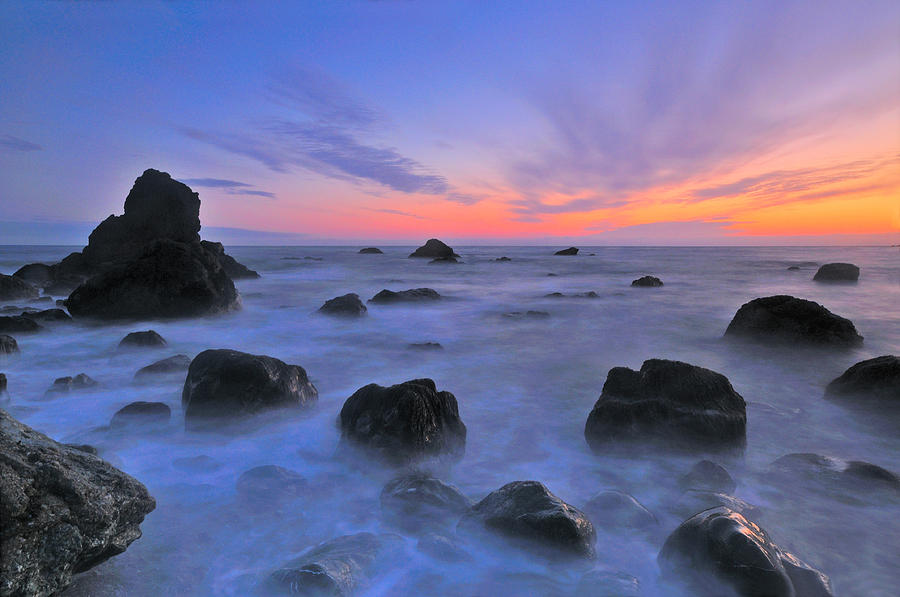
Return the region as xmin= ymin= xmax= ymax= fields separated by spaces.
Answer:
xmin=1 ymin=1 xmax=898 ymax=245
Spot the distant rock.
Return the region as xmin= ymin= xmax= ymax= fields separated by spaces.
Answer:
xmin=368 ymin=288 xmax=441 ymax=304
xmin=678 ymin=460 xmax=736 ymax=494
xmin=824 ymin=355 xmax=900 ymax=408
xmin=110 ymin=401 xmax=171 ymax=429
xmin=631 ymin=275 xmax=663 ymax=287
xmin=181 ymin=349 xmax=317 ymax=429
xmin=359 ymin=247 xmax=384 ymax=254
xmin=813 ymin=262 xmax=859 ymax=282
xmin=545 ymin=292 xmax=564 ymax=298
xmin=235 ymin=464 xmax=307 ymax=506
xmin=658 ymin=507 xmax=834 ymax=597
xmin=0 ymin=409 xmax=155 ymax=596
xmin=0 ymin=316 xmax=42 ymax=334
xmin=459 ymin=480 xmax=595 ymax=558
xmin=724 ymin=295 xmax=863 ymax=347
xmin=429 ymin=256 xmax=460 ymax=264
xmin=554 ymin=247 xmax=579 ymax=256
xmin=200 ymin=240 xmax=260 ymax=279
xmin=0 ymin=334 xmax=18 ymax=354
xmin=582 ymin=490 xmax=657 ymax=532
xmin=503 ymin=310 xmax=550 ymax=319
xmin=585 ymin=359 xmax=746 ymax=452
xmin=493 ymin=256 xmax=512 ymax=261
xmin=787 ymin=265 xmax=801 ymax=271
xmin=318 ymin=293 xmax=367 ymax=317
xmin=21 ymin=308 xmax=71 ymax=323
xmin=380 ymin=472 xmax=471 ymax=531
xmin=408 ymin=342 xmax=443 ymax=350
xmin=0 ymin=273 xmax=39 ymax=301
xmin=409 ymin=238 xmax=458 ymax=259
xmin=133 ymin=354 xmax=191 ymax=381
xmin=46 ymin=373 xmax=98 ymax=395
xmin=118 ymin=330 xmax=167 ymax=349
xmin=339 ymin=378 xmax=466 ymax=465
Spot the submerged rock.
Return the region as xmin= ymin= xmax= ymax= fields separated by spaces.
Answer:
xmin=0 ymin=334 xmax=18 ymax=354
xmin=584 ymin=359 xmax=746 ymax=452
xmin=417 ymin=532 xmax=472 ymax=563
xmin=503 ymin=310 xmax=550 ymax=319
xmin=408 ymin=342 xmax=443 ymax=350
xmin=459 ymin=480 xmax=596 ymax=558
xmin=22 ymin=308 xmax=71 ymax=323
xmin=133 ymin=354 xmax=191 ymax=380
xmin=380 ymin=472 xmax=471 ymax=531
xmin=12 ymin=263 xmax=54 ymax=287
xmin=0 ymin=409 xmax=156 ymax=596
xmin=631 ymin=275 xmax=663 ymax=287
xmin=494 ymin=256 xmax=512 ymax=262
xmin=368 ymin=288 xmax=441 ymax=304
xmin=359 ymin=247 xmax=383 ymax=254
xmin=582 ymin=490 xmax=657 ymax=532
xmin=769 ymin=453 xmax=899 ymax=502
xmin=554 ymin=247 xmax=579 ymax=256
xmin=46 ymin=373 xmax=98 ymax=395
xmin=678 ymin=460 xmax=736 ymax=494
xmin=0 ymin=316 xmax=42 ymax=334
xmin=110 ymin=401 xmax=171 ymax=429
xmin=576 ymin=569 xmax=642 ymax=597
xmin=825 ymin=355 xmax=900 ymax=408
xmin=409 ymin=238 xmax=458 ymax=259
xmin=181 ymin=349 xmax=318 ymax=429
xmin=236 ymin=465 xmax=307 ymax=506
xmin=0 ymin=373 xmax=7 ymax=403
xmin=724 ymin=295 xmax=863 ymax=347
xmin=339 ymin=378 xmax=466 ymax=465
xmin=658 ymin=507 xmax=834 ymax=597
xmin=118 ymin=330 xmax=167 ymax=349
xmin=0 ymin=273 xmax=39 ymax=301
xmin=200 ymin=240 xmax=260 ymax=279
xmin=429 ymin=256 xmax=460 ymax=264
xmin=813 ymin=262 xmax=859 ymax=282
xmin=318 ymin=293 xmax=367 ymax=317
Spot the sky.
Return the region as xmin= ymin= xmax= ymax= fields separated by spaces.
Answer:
xmin=1 ymin=1 xmax=898 ymax=245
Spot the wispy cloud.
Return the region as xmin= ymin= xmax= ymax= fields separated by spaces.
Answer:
xmin=178 ymin=176 xmax=276 ymax=199
xmin=510 ymin=195 xmax=629 ymax=216
xmin=364 ymin=207 xmax=426 ymax=219
xmin=0 ymin=134 xmax=42 ymax=152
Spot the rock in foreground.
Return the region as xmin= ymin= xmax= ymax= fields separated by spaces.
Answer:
xmin=368 ymin=288 xmax=441 ymax=304
xmin=813 ymin=262 xmax=859 ymax=282
xmin=724 ymin=295 xmax=863 ymax=347
xmin=318 ymin=293 xmax=367 ymax=317
xmin=825 ymin=355 xmax=900 ymax=408
xmin=0 ymin=409 xmax=156 ymax=596
xmin=585 ymin=359 xmax=746 ymax=452
xmin=409 ymin=238 xmax=458 ymax=259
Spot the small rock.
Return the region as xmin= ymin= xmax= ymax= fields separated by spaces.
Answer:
xmin=46 ymin=373 xmax=98 ymax=395
xmin=417 ymin=532 xmax=472 ymax=562
xmin=429 ymin=256 xmax=460 ymax=264
xmin=318 ymin=293 xmax=367 ymax=317
xmin=368 ymin=288 xmax=441 ymax=304
xmin=825 ymin=355 xmax=900 ymax=408
xmin=359 ymin=247 xmax=384 ymax=254
xmin=769 ymin=453 xmax=899 ymax=502
xmin=813 ymin=262 xmax=859 ymax=282
xmin=493 ymin=256 xmax=512 ymax=262
xmin=631 ymin=276 xmax=663 ymax=287
xmin=408 ymin=342 xmax=443 ymax=350
xmin=0 ymin=273 xmax=39 ymax=301
xmin=380 ymin=472 xmax=471 ymax=531
xmin=0 ymin=316 xmax=42 ymax=334
xmin=110 ymin=401 xmax=171 ymax=429
xmin=21 ymin=308 xmax=71 ymax=323
xmin=118 ymin=330 xmax=167 ymax=349
xmin=554 ymin=247 xmax=579 ymax=256
xmin=673 ymin=490 xmax=761 ymax=520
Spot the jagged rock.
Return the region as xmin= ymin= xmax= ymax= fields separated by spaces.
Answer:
xmin=318 ymin=293 xmax=367 ymax=317
xmin=576 ymin=569 xmax=642 ymax=597
xmin=339 ymin=378 xmax=466 ymax=465
xmin=0 ymin=316 xmax=42 ymax=334
xmin=631 ymin=276 xmax=663 ymax=287
xmin=0 ymin=409 xmax=155 ymax=596
xmin=368 ymin=288 xmax=441 ymax=304
xmin=581 ymin=490 xmax=657 ymax=531
xmin=0 ymin=273 xmax=39 ymax=301
xmin=46 ymin=373 xmax=98 ymax=395
xmin=554 ymin=247 xmax=578 ymax=256
xmin=0 ymin=335 xmax=18 ymax=354
xmin=22 ymin=308 xmax=71 ymax=323
xmin=133 ymin=354 xmax=191 ymax=381
xmin=658 ymin=507 xmax=834 ymax=597
xmin=825 ymin=355 xmax=900 ymax=408
xmin=813 ymin=262 xmax=859 ymax=282
xmin=235 ymin=465 xmax=307 ymax=506
xmin=380 ymin=472 xmax=471 ymax=531
xmin=181 ymin=349 xmax=317 ymax=428
xmin=724 ymin=295 xmax=863 ymax=347
xmin=118 ymin=330 xmax=167 ymax=349
xmin=585 ymin=359 xmax=746 ymax=452
xmin=200 ymin=240 xmax=260 ymax=279
xmin=409 ymin=238 xmax=458 ymax=259
xmin=678 ymin=460 xmax=736 ymax=494
xmin=459 ymin=480 xmax=595 ymax=558
xmin=110 ymin=401 xmax=171 ymax=429
xmin=359 ymin=247 xmax=383 ymax=254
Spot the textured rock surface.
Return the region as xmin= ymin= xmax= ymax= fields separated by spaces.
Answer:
xmin=318 ymin=293 xmax=367 ymax=317
xmin=409 ymin=238 xmax=458 ymax=259
xmin=825 ymin=355 xmax=899 ymax=407
xmin=0 ymin=409 xmax=156 ymax=596
xmin=813 ymin=262 xmax=859 ymax=282
xmin=368 ymin=288 xmax=441 ymax=304
xmin=724 ymin=295 xmax=863 ymax=347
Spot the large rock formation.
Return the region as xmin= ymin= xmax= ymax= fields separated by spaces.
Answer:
xmin=724 ymin=295 xmax=863 ymax=347
xmin=200 ymin=240 xmax=259 ymax=279
xmin=409 ymin=238 xmax=458 ymax=259
xmin=825 ymin=355 xmax=900 ymax=408
xmin=0 ymin=273 xmax=38 ymax=301
xmin=813 ymin=262 xmax=859 ymax=282
xmin=584 ymin=359 xmax=746 ymax=452
xmin=0 ymin=409 xmax=156 ymax=596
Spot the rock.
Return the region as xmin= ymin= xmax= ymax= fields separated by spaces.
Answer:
xmin=787 ymin=265 xmax=801 ymax=271
xmin=133 ymin=354 xmax=191 ymax=380
xmin=417 ymin=532 xmax=472 ymax=562
xmin=503 ymin=310 xmax=550 ymax=319
xmin=368 ymin=288 xmax=441 ymax=304
xmin=46 ymin=373 xmax=98 ymax=395
xmin=494 ymin=256 xmax=512 ymax=262
xmin=0 ymin=409 xmax=155 ymax=596
xmin=409 ymin=238 xmax=458 ymax=259
xmin=673 ymin=490 xmax=760 ymax=520
xmin=22 ymin=308 xmax=71 ymax=323
xmin=110 ymin=401 xmax=171 ymax=429
xmin=428 ymin=256 xmax=460 ymax=264
xmin=813 ymin=262 xmax=859 ymax=282
xmin=631 ymin=276 xmax=663 ymax=287
xmin=118 ymin=330 xmax=167 ymax=349
xmin=359 ymin=247 xmax=384 ymax=254
xmin=459 ymin=480 xmax=595 ymax=558
xmin=408 ymin=342 xmax=443 ymax=350
xmin=824 ymin=355 xmax=900 ymax=407
xmin=584 ymin=359 xmax=746 ymax=452
xmin=0 ymin=373 xmax=7 ymax=403
xmin=0 ymin=316 xmax=42 ymax=334
xmin=678 ymin=460 xmax=736 ymax=494
xmin=545 ymin=292 xmax=565 ymax=298
xmin=769 ymin=453 xmax=899 ymax=502
xmin=581 ymin=490 xmax=657 ymax=531
xmin=200 ymin=240 xmax=260 ymax=279
xmin=0 ymin=273 xmax=39 ymax=301
xmin=576 ymin=569 xmax=642 ymax=597
xmin=380 ymin=472 xmax=471 ymax=531
xmin=235 ymin=465 xmax=307 ymax=506
xmin=724 ymin=295 xmax=863 ymax=347
xmin=339 ymin=378 xmax=466 ymax=465
xmin=12 ymin=263 xmax=54 ymax=287
xmin=318 ymin=293 xmax=367 ymax=317
xmin=265 ymin=532 xmax=402 ymax=596
xmin=181 ymin=349 xmax=317 ymax=428
xmin=554 ymin=247 xmax=579 ymax=255
xmin=0 ymin=335 xmax=18 ymax=354
xmin=658 ymin=507 xmax=834 ymax=597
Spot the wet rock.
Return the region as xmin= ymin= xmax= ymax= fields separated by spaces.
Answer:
xmin=110 ymin=401 xmax=171 ymax=429
xmin=429 ymin=256 xmax=460 ymax=264
xmin=200 ymin=240 xmax=260 ymax=279
xmin=678 ymin=460 xmax=736 ymax=494
xmin=0 ymin=334 xmax=18 ymax=354
xmin=368 ymin=288 xmax=441 ymax=304
xmin=658 ymin=507 xmax=834 ymax=597
xmin=813 ymin=262 xmax=859 ymax=282
xmin=318 ymin=293 xmax=367 ymax=317
xmin=769 ymin=453 xmax=899 ymax=502
xmin=182 ymin=349 xmax=317 ymax=428
xmin=359 ymin=247 xmax=383 ymax=254
xmin=494 ymin=256 xmax=512 ymax=262
xmin=554 ymin=247 xmax=579 ymax=256
xmin=459 ymin=480 xmax=595 ymax=558
xmin=22 ymin=308 xmax=71 ymax=323
xmin=0 ymin=409 xmax=156 ymax=596
xmin=0 ymin=273 xmax=39 ymax=301
xmin=133 ymin=354 xmax=191 ymax=381
xmin=236 ymin=465 xmax=307 ymax=506
xmin=584 ymin=359 xmax=746 ymax=452
xmin=265 ymin=532 xmax=402 ymax=596
xmin=0 ymin=316 xmax=42 ymax=334
xmin=380 ymin=471 xmax=471 ymax=531
xmin=582 ymin=490 xmax=657 ymax=532
xmin=576 ymin=569 xmax=642 ymax=597
xmin=631 ymin=276 xmax=663 ymax=287
xmin=408 ymin=342 xmax=443 ymax=350
xmin=673 ymin=490 xmax=760 ymax=520
xmin=417 ymin=532 xmax=472 ymax=562
xmin=409 ymin=238 xmax=458 ymax=259
xmin=824 ymin=355 xmax=900 ymax=407
xmin=46 ymin=373 xmax=98 ymax=395
xmin=724 ymin=295 xmax=863 ymax=347
xmin=118 ymin=330 xmax=167 ymax=349
xmin=339 ymin=378 xmax=466 ymax=466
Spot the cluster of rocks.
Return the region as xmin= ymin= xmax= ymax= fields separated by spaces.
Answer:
xmin=318 ymin=287 xmax=442 ymax=317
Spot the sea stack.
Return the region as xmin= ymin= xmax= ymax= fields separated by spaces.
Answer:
xmin=409 ymin=238 xmax=458 ymax=259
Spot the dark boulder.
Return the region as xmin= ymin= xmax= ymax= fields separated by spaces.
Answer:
xmin=200 ymin=240 xmax=260 ymax=279
xmin=576 ymin=569 xmax=642 ymax=597
xmin=724 ymin=295 xmax=863 ymax=347
xmin=0 ymin=273 xmax=39 ymax=301
xmin=181 ymin=349 xmax=317 ymax=428
xmin=554 ymin=247 xmax=579 ymax=256
xmin=339 ymin=378 xmax=466 ymax=465
xmin=825 ymin=355 xmax=899 ymax=407
xmin=0 ymin=316 xmax=42 ymax=334
xmin=133 ymin=354 xmax=191 ymax=381
xmin=582 ymin=490 xmax=657 ymax=532
xmin=787 ymin=265 xmax=801 ymax=271
xmin=584 ymin=359 xmax=746 ymax=452
xmin=22 ymin=308 xmax=71 ymax=323
xmin=380 ymin=472 xmax=471 ymax=531
xmin=359 ymin=247 xmax=384 ymax=254
xmin=118 ymin=330 xmax=167 ymax=349
xmin=813 ymin=262 xmax=859 ymax=282
xmin=46 ymin=373 xmax=98 ymax=395
xmin=678 ymin=460 xmax=736 ymax=494
xmin=318 ymin=293 xmax=367 ymax=317
xmin=0 ymin=334 xmax=18 ymax=354
xmin=110 ymin=401 xmax=171 ymax=429
xmin=658 ymin=507 xmax=833 ymax=597
xmin=631 ymin=276 xmax=663 ymax=287
xmin=0 ymin=409 xmax=155 ymax=596
xmin=459 ymin=480 xmax=596 ymax=558
xmin=368 ymin=288 xmax=441 ymax=304
xmin=235 ymin=465 xmax=307 ymax=506
xmin=409 ymin=238 xmax=458 ymax=259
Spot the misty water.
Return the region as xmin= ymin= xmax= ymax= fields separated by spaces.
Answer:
xmin=2 ymin=245 xmax=898 ymax=596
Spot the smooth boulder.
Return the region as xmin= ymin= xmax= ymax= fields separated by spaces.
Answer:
xmin=380 ymin=472 xmax=471 ymax=531
xmin=631 ymin=275 xmax=663 ymax=287
xmin=813 ymin=262 xmax=859 ymax=282
xmin=678 ymin=460 xmax=736 ymax=494
xmin=409 ymin=238 xmax=458 ymax=259
xmin=825 ymin=355 xmax=899 ymax=407
xmin=0 ymin=273 xmax=39 ymax=301
xmin=359 ymin=247 xmax=383 ymax=254
xmin=110 ymin=401 xmax=171 ymax=429
xmin=0 ymin=409 xmax=156 ymax=596
xmin=554 ymin=247 xmax=579 ymax=256
xmin=584 ymin=359 xmax=746 ymax=452
xmin=724 ymin=295 xmax=863 ymax=347
xmin=318 ymin=293 xmax=367 ymax=317
xmin=118 ymin=330 xmax=167 ymax=349
xmin=368 ymin=288 xmax=441 ymax=304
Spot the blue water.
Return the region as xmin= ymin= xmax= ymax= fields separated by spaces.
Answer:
xmin=1 ymin=245 xmax=898 ymax=596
